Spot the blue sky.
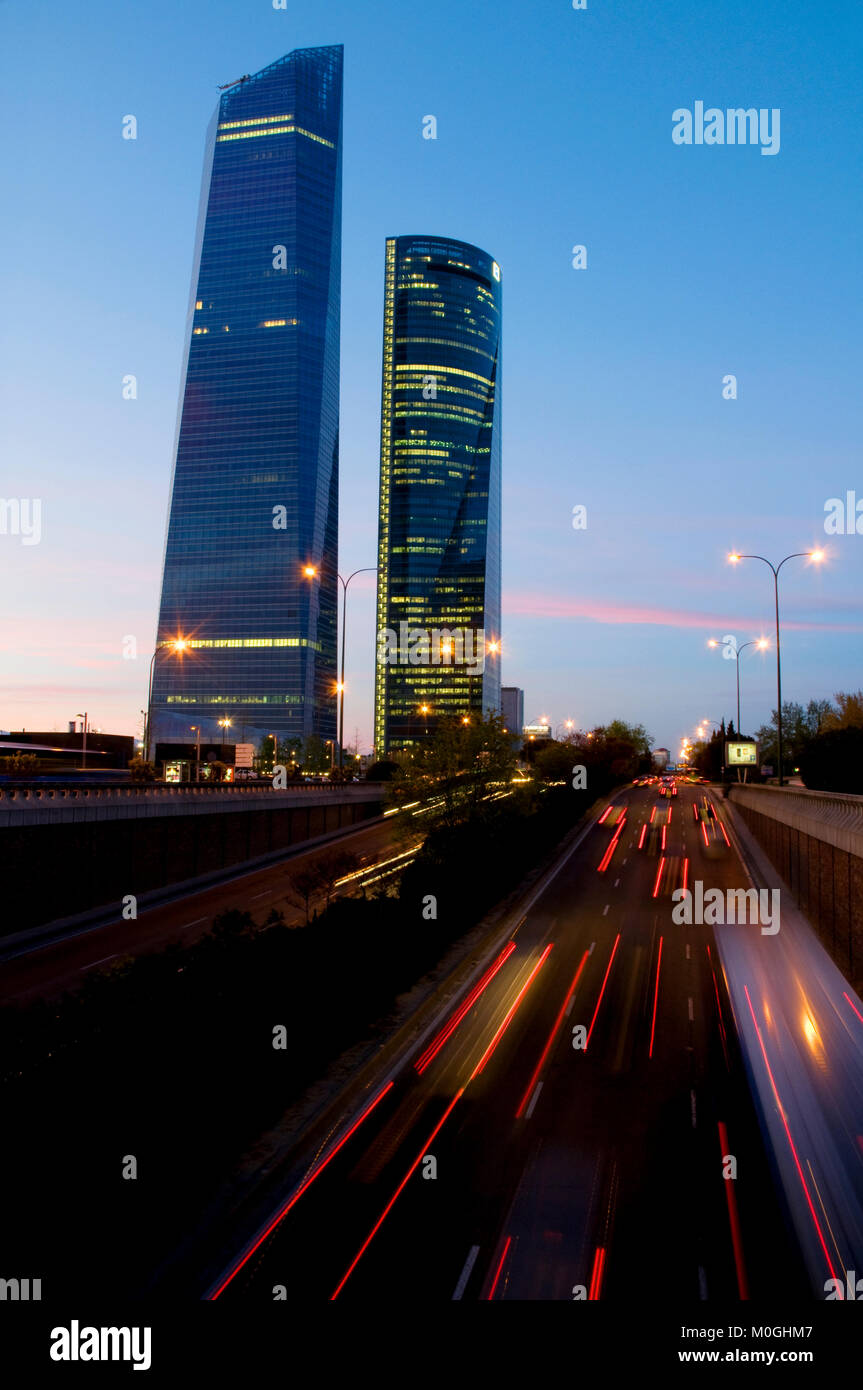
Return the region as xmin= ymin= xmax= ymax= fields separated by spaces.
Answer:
xmin=1 ymin=0 xmax=861 ymax=752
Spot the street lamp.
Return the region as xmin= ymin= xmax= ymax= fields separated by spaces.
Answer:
xmin=304 ymin=563 xmax=377 ymax=771
xmin=218 ymin=717 xmax=232 ymax=749
xmin=190 ymin=725 xmax=201 ymax=782
xmin=76 ymin=712 xmax=88 ymax=770
xmin=707 ymin=637 xmax=769 ymax=735
xmin=728 ymin=549 xmax=825 ymax=785
xmin=145 ymin=637 xmax=189 ymax=763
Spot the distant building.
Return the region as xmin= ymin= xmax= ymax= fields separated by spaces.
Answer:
xmin=653 ymin=747 xmax=670 ymax=770
xmin=501 ymin=686 xmax=524 ymax=736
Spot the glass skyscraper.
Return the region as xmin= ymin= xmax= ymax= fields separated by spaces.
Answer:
xmin=151 ymin=45 xmax=343 ymax=753
xmin=374 ymin=236 xmax=502 ymax=755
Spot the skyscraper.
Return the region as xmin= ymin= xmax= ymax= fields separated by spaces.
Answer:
xmin=501 ymin=686 xmax=524 ymax=737
xmin=374 ymin=235 xmax=502 ymax=755
xmin=150 ymin=45 xmax=343 ymax=754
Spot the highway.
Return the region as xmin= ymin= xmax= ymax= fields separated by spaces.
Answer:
xmin=0 ymin=816 xmax=414 ymax=1005
xmin=206 ymin=778 xmax=862 ymax=1303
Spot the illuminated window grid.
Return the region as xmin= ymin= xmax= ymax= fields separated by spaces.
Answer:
xmin=162 ymin=637 xmax=321 ymax=651
xmin=217 ymin=114 xmax=294 ymax=130
xmin=216 ymin=124 xmax=334 ymax=147
xmin=374 ymin=238 xmax=397 ymax=748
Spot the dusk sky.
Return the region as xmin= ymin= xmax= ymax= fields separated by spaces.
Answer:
xmin=2 ymin=0 xmax=861 ymax=753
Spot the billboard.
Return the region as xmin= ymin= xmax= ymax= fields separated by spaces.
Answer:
xmin=725 ymin=741 xmax=758 ymax=765
xmin=234 ymin=742 xmax=255 ymax=769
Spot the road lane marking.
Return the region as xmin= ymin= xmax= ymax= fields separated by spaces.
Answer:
xmin=613 ymin=878 xmax=620 ymax=887
xmin=80 ymin=953 xmax=118 ymax=971
xmin=685 ymin=944 xmax=691 ymax=960
xmin=452 ymin=1244 xmax=481 ymax=1300
xmin=181 ymin=917 xmax=207 ymax=930
xmin=690 ymin=1089 xmax=697 ymax=1128
xmin=688 ymin=997 xmax=694 ymax=1021
xmin=588 ymin=941 xmax=596 ymax=954
xmin=602 ymin=905 xmax=609 ymax=915
xmin=251 ymin=890 xmax=271 ymax=899
xmin=525 ymin=1081 xmax=544 ymax=1119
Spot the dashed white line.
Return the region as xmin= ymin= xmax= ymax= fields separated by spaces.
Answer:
xmin=181 ymin=917 xmax=207 ymax=930
xmin=525 ymin=1081 xmax=544 ymax=1119
xmin=80 ymin=953 xmax=118 ymax=971
xmin=589 ymin=941 xmax=596 ymax=954
xmin=687 ymin=997 xmax=694 ymax=1021
xmin=452 ymin=1244 xmax=481 ymax=1300
xmin=685 ymin=944 xmax=691 ymax=960
xmin=613 ymin=878 xmax=620 ymax=888
xmin=602 ymin=905 xmax=610 ymax=916
xmin=251 ymin=890 xmax=271 ymax=900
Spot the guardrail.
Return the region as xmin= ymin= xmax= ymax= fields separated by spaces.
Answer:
xmin=727 ymin=782 xmax=863 ymax=856
xmin=0 ymin=781 xmax=383 ymax=804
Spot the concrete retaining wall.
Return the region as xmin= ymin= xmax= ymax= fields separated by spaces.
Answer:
xmin=728 ymin=783 xmax=863 ymax=986
xmin=0 ymin=789 xmax=384 ymax=933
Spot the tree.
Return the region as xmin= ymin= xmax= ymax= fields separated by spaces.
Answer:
xmin=285 ymin=863 xmax=324 ymax=925
xmin=314 ymin=848 xmax=361 ymax=908
xmin=302 ymin=734 xmax=331 ymax=773
xmin=365 ymin=759 xmax=401 ymax=781
xmin=388 ymin=712 xmax=517 ymax=833
xmin=824 ymin=691 xmax=863 ymax=731
xmin=799 ymin=727 xmax=863 ymax=793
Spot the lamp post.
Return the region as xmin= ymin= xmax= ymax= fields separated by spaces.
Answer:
xmin=76 ymin=712 xmax=88 ymax=770
xmin=728 ymin=550 xmax=825 ymax=785
xmin=337 ymin=567 xmax=377 ymax=772
xmin=190 ymin=725 xmax=201 ymax=782
xmin=708 ymin=638 xmax=769 ymax=735
xmin=303 ymin=563 xmax=378 ymax=772
xmin=218 ymin=717 xmax=231 ymax=748
xmin=145 ymin=637 xmax=188 ymax=763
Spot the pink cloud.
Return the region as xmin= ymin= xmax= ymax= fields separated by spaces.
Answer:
xmin=504 ymin=590 xmax=863 ymax=632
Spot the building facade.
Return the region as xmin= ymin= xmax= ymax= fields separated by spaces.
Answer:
xmin=501 ymin=686 xmax=524 ymax=737
xmin=374 ymin=235 xmax=502 ymax=755
xmin=151 ymin=45 xmax=343 ymax=753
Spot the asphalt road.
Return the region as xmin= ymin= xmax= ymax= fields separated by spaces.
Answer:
xmin=0 ymin=816 xmax=411 ymax=1005
xmin=209 ymin=781 xmax=821 ymax=1303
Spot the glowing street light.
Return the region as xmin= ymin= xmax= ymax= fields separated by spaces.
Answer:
xmin=145 ymin=636 xmax=189 ymax=763
xmin=727 ymin=548 xmax=825 ymax=783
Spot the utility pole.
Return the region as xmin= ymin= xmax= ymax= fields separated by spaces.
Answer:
xmin=76 ymin=712 xmax=88 ymax=770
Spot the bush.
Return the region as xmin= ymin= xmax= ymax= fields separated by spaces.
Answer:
xmin=128 ymin=757 xmax=156 ymax=783
xmin=365 ymin=759 xmax=401 ymax=781
xmin=0 ymin=753 xmax=40 ymax=779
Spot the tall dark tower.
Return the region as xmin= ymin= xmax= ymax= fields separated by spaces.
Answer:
xmin=374 ymin=235 xmax=502 ymax=755
xmin=151 ymin=46 xmax=343 ymax=754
